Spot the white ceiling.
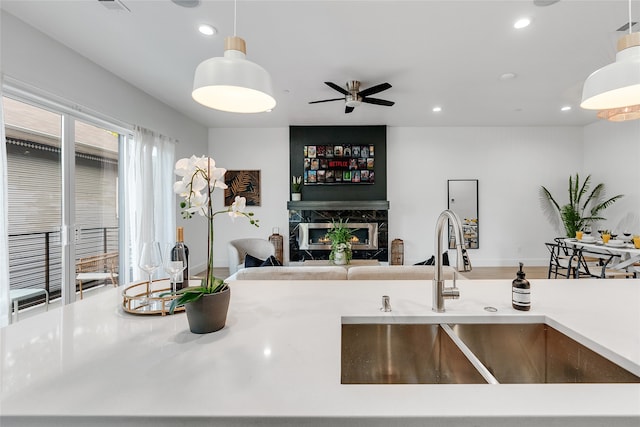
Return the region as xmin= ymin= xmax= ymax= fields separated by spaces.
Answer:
xmin=1 ymin=0 xmax=637 ymax=128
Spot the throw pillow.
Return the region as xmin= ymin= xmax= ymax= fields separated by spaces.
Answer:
xmin=244 ymin=254 xmax=282 ymax=268
xmin=244 ymin=253 xmax=265 ymax=268
xmin=260 ymin=255 xmax=282 ymax=267
xmin=413 ymin=253 xmax=449 ymax=266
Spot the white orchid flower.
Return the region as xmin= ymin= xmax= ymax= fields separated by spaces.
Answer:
xmin=173 ymin=180 xmax=189 ymax=197
xmin=185 ymin=190 xmax=209 ymax=216
xmin=209 ymin=166 xmax=228 ymax=190
xmin=193 ymin=155 xmax=213 ymax=171
xmin=228 ymin=196 xmax=247 ymax=221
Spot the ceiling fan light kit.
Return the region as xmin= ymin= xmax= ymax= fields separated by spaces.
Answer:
xmin=309 ymin=80 xmax=394 ymax=114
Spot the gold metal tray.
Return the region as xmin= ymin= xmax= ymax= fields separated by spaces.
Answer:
xmin=122 ymin=279 xmax=185 ymax=316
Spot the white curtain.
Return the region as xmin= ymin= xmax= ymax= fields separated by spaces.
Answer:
xmin=124 ymin=126 xmax=176 ymax=282
xmin=0 ymin=79 xmax=10 ymax=327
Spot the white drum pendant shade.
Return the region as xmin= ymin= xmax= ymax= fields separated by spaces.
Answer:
xmin=581 ymin=33 xmax=640 ymax=110
xmin=192 ymin=36 xmax=276 ymax=113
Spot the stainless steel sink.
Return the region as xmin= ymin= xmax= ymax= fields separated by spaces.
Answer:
xmin=341 ymin=321 xmax=640 ymax=384
xmin=449 ymin=322 xmax=640 ymax=384
xmin=341 ymin=323 xmax=487 ymax=384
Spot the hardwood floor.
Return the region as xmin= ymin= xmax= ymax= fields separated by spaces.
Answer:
xmin=459 ymin=266 xmax=549 ymax=280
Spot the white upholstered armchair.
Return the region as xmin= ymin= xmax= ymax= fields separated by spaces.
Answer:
xmin=227 ymin=238 xmax=276 ymax=274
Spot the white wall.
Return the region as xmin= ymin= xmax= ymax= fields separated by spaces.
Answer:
xmin=208 ymin=128 xmax=290 ymax=268
xmin=583 ymin=119 xmax=640 ymax=233
xmin=1 ymin=11 xmax=210 ymax=271
xmin=388 ymin=127 xmax=584 ymax=267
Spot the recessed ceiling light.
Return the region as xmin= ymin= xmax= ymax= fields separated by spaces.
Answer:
xmin=500 ymin=72 xmax=517 ymax=80
xmin=514 ymin=18 xmax=531 ymax=29
xmin=432 ymin=106 xmax=442 ymax=113
xmin=198 ymin=24 xmax=216 ymax=36
xmin=561 ymin=106 xmax=572 ymax=112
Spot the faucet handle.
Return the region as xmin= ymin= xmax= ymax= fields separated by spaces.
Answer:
xmin=442 ymin=287 xmax=460 ymax=299
xmin=380 ymin=295 xmax=392 ymax=312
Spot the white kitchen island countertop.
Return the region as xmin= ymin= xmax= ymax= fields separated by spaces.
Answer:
xmin=1 ymin=278 xmax=639 ymax=427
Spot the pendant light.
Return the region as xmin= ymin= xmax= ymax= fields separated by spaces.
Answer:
xmin=192 ymin=0 xmax=276 ymax=113
xmin=580 ymin=0 xmax=640 ymax=121
xmin=596 ymin=104 xmax=640 ymax=121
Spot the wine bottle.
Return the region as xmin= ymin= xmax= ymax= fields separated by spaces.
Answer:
xmin=171 ymin=226 xmax=189 ymax=290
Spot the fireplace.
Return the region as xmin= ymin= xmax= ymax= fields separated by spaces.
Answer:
xmin=287 ymin=200 xmax=389 ymax=262
xmin=298 ymin=222 xmax=379 ymax=251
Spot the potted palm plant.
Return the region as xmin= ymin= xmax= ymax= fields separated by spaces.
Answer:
xmin=539 ymin=173 xmax=623 ymax=238
xmin=327 ymin=219 xmax=353 ymax=265
xmin=169 ymin=155 xmax=258 ymax=334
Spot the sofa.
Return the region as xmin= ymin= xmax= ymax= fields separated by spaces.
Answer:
xmin=227 ymin=265 xmax=458 ymax=281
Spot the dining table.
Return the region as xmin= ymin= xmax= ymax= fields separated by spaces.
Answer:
xmin=563 ymin=238 xmax=640 ymax=276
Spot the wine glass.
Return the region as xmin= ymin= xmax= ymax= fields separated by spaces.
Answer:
xmin=164 ymin=244 xmax=186 ymax=293
xmin=584 ymin=225 xmax=592 ymax=235
xmin=139 ymin=241 xmax=162 ymax=303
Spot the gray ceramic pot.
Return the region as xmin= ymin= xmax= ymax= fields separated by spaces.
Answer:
xmin=185 ymin=287 xmax=231 ymax=334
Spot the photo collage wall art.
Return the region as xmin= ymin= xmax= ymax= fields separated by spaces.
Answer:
xmin=303 ymin=144 xmax=375 ymax=185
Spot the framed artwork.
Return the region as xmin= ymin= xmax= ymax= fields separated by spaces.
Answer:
xmin=303 ymin=144 xmax=375 ymax=185
xmin=224 ymin=170 xmax=261 ymax=206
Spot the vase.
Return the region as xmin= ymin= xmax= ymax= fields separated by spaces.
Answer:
xmin=291 ymin=193 xmax=301 ymax=201
xmin=333 ymin=251 xmax=347 ymax=265
xmin=185 ymin=287 xmax=231 ymax=334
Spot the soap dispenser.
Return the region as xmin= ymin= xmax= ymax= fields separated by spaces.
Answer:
xmin=512 ymin=262 xmax=531 ymax=311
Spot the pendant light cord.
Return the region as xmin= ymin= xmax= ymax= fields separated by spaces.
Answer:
xmin=233 ymin=0 xmax=237 ymax=36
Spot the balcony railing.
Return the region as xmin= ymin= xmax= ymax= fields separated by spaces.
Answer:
xmin=8 ymin=227 xmax=118 ymax=308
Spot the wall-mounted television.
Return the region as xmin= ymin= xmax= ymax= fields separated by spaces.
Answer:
xmin=303 ymin=144 xmax=375 ymax=185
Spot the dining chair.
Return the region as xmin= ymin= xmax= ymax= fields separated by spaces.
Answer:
xmin=551 ymin=237 xmax=602 ymax=279
xmin=545 ymin=242 xmax=575 ymax=278
xmin=576 ymin=247 xmax=635 ymax=279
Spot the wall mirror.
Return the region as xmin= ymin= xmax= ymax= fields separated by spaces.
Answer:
xmin=448 ymin=179 xmax=479 ymax=249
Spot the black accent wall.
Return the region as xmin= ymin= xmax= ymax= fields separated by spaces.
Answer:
xmin=289 ymin=125 xmax=387 ymax=201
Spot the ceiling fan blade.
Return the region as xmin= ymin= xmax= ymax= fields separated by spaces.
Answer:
xmin=361 ymin=97 xmax=395 ymax=106
xmin=325 ymin=81 xmax=350 ymax=95
xmin=309 ymin=97 xmax=344 ymax=104
xmin=345 ymin=105 xmax=355 ymax=114
xmin=358 ymin=82 xmax=391 ymax=97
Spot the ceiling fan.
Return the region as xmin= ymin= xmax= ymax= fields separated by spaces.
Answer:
xmin=309 ymin=80 xmax=395 ymax=113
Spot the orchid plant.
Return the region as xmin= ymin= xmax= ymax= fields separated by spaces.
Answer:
xmin=169 ymin=155 xmax=258 ymax=312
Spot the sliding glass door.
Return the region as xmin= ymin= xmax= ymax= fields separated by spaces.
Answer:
xmin=3 ymin=95 xmax=125 ymax=309
xmin=4 ymin=97 xmax=64 ymax=306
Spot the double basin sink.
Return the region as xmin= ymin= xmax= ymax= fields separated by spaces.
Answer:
xmin=341 ymin=318 xmax=640 ymax=384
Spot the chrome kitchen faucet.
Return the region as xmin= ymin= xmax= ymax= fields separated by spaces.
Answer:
xmin=433 ymin=210 xmax=472 ymax=312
